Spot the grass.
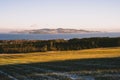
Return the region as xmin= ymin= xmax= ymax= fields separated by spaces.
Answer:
xmin=0 ymin=47 xmax=120 ymax=65
xmin=0 ymin=47 xmax=120 ymax=80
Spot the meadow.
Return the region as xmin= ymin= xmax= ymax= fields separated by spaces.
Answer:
xmin=0 ymin=47 xmax=120 ymax=80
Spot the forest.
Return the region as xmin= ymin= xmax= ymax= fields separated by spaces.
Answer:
xmin=0 ymin=37 xmax=120 ymax=53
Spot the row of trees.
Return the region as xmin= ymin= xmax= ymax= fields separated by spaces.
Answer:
xmin=0 ymin=37 xmax=120 ymax=53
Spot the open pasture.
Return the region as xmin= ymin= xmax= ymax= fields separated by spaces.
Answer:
xmin=0 ymin=47 xmax=120 ymax=80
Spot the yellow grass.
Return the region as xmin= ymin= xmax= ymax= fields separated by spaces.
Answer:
xmin=0 ymin=47 xmax=120 ymax=65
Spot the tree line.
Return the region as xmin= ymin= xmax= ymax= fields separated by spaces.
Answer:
xmin=0 ymin=37 xmax=120 ymax=53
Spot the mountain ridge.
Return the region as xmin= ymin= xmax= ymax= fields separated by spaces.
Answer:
xmin=12 ymin=28 xmax=99 ymax=34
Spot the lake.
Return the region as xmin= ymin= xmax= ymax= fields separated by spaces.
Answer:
xmin=0 ymin=32 xmax=120 ymax=40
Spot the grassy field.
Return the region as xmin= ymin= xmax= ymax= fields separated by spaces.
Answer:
xmin=0 ymin=47 xmax=120 ymax=80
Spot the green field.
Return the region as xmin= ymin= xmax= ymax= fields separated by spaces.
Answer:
xmin=0 ymin=47 xmax=120 ymax=80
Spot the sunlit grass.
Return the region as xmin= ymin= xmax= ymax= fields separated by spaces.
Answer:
xmin=0 ymin=47 xmax=120 ymax=65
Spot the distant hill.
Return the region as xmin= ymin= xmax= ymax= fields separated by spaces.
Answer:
xmin=12 ymin=28 xmax=99 ymax=34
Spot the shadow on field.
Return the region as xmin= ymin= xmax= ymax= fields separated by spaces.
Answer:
xmin=0 ymin=57 xmax=120 ymax=80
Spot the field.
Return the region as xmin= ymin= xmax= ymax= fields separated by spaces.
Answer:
xmin=0 ymin=47 xmax=120 ymax=80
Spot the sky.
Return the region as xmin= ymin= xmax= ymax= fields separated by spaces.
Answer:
xmin=0 ymin=0 xmax=120 ymax=32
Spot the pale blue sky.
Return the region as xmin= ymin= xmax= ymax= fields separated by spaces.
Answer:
xmin=0 ymin=0 xmax=120 ymax=32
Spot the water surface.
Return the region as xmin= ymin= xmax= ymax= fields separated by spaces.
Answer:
xmin=0 ymin=32 xmax=120 ymax=40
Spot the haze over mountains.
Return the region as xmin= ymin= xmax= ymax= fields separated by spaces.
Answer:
xmin=12 ymin=28 xmax=99 ymax=34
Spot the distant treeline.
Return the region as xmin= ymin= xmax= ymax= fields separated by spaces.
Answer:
xmin=0 ymin=37 xmax=120 ymax=53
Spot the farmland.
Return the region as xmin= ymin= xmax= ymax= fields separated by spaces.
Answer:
xmin=0 ymin=47 xmax=120 ymax=80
